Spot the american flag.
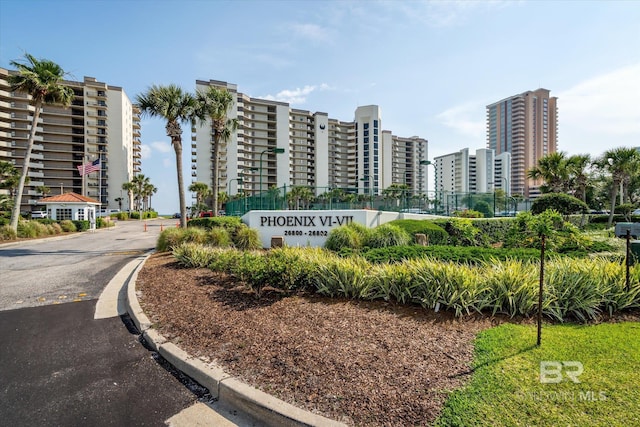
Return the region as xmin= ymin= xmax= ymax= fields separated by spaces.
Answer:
xmin=77 ymin=159 xmax=101 ymax=176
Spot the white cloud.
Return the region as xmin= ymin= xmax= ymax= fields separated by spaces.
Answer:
xmin=435 ymin=101 xmax=485 ymax=140
xmin=558 ymin=63 xmax=640 ymax=144
xmin=261 ymin=84 xmax=331 ymax=105
xmin=151 ymin=141 xmax=172 ymax=153
xmin=290 ymin=23 xmax=332 ymax=42
xmin=140 ymin=144 xmax=152 ymax=159
xmin=382 ymin=0 xmax=516 ymax=28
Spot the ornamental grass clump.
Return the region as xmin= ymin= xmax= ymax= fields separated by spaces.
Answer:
xmin=412 ymin=259 xmax=489 ymax=317
xmin=173 ymin=242 xmax=220 ymax=268
xmin=59 ymin=220 xmax=76 ymax=232
xmin=481 ymin=259 xmax=539 ymax=317
xmin=232 ymin=224 xmax=261 ymax=250
xmin=314 ymin=255 xmax=371 ymax=298
xmin=365 ymin=262 xmax=419 ymax=303
xmin=325 ymin=222 xmax=370 ymax=251
xmin=207 ymin=227 xmax=232 ymax=247
xmin=263 ymin=247 xmax=326 ymax=291
xmin=0 ymin=225 xmax=17 ymax=241
xmin=365 ymin=223 xmax=410 ymax=248
xmin=157 ymin=227 xmax=186 ymax=252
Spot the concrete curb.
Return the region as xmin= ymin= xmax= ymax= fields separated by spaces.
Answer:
xmin=125 ymin=254 xmax=346 ymax=427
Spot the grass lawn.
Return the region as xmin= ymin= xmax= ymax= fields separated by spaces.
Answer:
xmin=435 ymin=321 xmax=640 ymax=427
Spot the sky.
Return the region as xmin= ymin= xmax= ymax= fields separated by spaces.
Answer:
xmin=1 ymin=0 xmax=639 ymax=214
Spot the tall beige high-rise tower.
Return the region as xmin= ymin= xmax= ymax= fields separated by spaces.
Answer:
xmin=486 ymin=88 xmax=557 ymax=197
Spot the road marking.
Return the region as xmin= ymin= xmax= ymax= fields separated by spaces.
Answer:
xmin=78 ymin=293 xmax=87 ymax=297
xmin=38 ymin=297 xmax=46 ymax=302
xmin=58 ymin=295 xmax=67 ymax=300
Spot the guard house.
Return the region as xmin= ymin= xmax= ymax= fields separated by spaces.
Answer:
xmin=39 ymin=192 xmax=100 ymax=223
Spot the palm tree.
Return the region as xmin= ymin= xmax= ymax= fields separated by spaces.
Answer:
xmin=7 ymin=54 xmax=74 ymax=231
xmin=188 ymin=182 xmax=211 ymax=210
xmin=597 ymin=147 xmax=640 ymax=227
xmin=114 ymin=197 xmax=123 ymax=211
xmin=131 ymin=174 xmax=150 ymax=211
xmin=566 ymin=154 xmax=592 ymax=203
xmin=195 ymin=87 xmax=238 ymax=217
xmin=122 ymin=182 xmax=135 ymax=212
xmin=287 ymin=186 xmax=314 ymax=210
xmin=0 ymin=163 xmax=29 ymax=198
xmin=36 ymin=185 xmax=50 ymax=199
xmin=144 ymin=184 xmax=158 ymax=211
xmin=217 ymin=191 xmax=229 ymax=213
xmin=136 ymin=85 xmax=201 ymax=227
xmin=527 ymin=152 xmax=570 ymax=194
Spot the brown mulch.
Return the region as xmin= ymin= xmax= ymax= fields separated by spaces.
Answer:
xmin=136 ymin=253 xmax=500 ymax=426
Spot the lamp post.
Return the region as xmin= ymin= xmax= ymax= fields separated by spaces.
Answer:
xmin=227 ymin=176 xmax=243 ymax=216
xmin=359 ymin=174 xmax=373 ymax=208
xmin=259 ymin=147 xmax=285 ymax=209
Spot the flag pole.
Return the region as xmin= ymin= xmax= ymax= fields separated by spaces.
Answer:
xmin=98 ymin=158 xmax=102 ymax=210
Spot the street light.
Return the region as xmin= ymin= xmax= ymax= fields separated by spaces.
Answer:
xmin=360 ymin=174 xmax=373 ymax=208
xmin=259 ymin=147 xmax=285 ymax=209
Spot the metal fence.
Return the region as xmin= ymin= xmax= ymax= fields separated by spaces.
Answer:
xmin=224 ymin=185 xmax=533 ymax=217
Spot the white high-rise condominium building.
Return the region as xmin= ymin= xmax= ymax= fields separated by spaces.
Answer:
xmin=486 ymin=88 xmax=557 ymax=197
xmin=0 ymin=68 xmax=141 ymax=212
xmin=435 ymin=147 xmax=507 ymax=195
xmin=192 ymin=80 xmax=428 ymax=202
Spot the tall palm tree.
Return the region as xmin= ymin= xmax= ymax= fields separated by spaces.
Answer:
xmin=7 ymin=54 xmax=74 ymax=231
xmin=137 ymin=85 xmax=201 ymax=227
xmin=195 ymin=87 xmax=238 ymax=217
xmin=144 ymin=183 xmax=158 ymax=211
xmin=597 ymin=147 xmax=640 ymax=227
xmin=527 ymin=152 xmax=570 ymax=194
xmin=131 ymin=174 xmax=150 ymax=211
xmin=122 ymin=181 xmax=135 ymax=212
xmin=566 ymin=154 xmax=592 ymax=203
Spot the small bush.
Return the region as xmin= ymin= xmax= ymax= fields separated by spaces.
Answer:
xmin=173 ymin=242 xmax=220 ymax=268
xmin=472 ymin=218 xmax=515 ymax=244
xmin=157 ymin=228 xmax=186 ymax=252
xmin=17 ymin=221 xmax=48 ymax=238
xmin=474 ymin=201 xmax=493 ymax=218
xmin=115 ymin=212 xmax=129 ymax=220
xmin=325 ymin=223 xmax=369 ymax=251
xmin=188 ymin=216 xmax=242 ymax=230
xmin=59 ymin=220 xmax=76 ymax=232
xmin=365 ymin=223 xmax=410 ymax=248
xmin=182 ymin=227 xmax=208 ymax=245
xmin=207 ymin=227 xmax=233 ymax=247
xmin=435 ymin=218 xmax=483 ymax=246
xmin=531 ymin=193 xmax=588 ymax=216
xmin=361 ymin=245 xmax=541 ymax=265
xmin=233 ymin=225 xmax=262 ymax=250
xmin=72 ymin=220 xmax=90 ymax=231
xmin=453 ymin=209 xmax=484 ymax=218
xmin=386 ymin=219 xmax=449 ymax=245
xmin=0 ymin=225 xmax=17 ymax=241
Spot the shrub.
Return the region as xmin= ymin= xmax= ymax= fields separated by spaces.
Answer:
xmin=325 ymin=223 xmax=367 ymax=251
xmin=482 ymin=259 xmax=539 ymax=317
xmin=361 ymin=245 xmax=541 ymax=265
xmin=188 ymin=216 xmax=242 ymax=230
xmin=233 ymin=224 xmax=262 ymax=250
xmin=207 ymin=227 xmax=233 ymax=247
xmin=474 ymin=201 xmax=493 ymax=218
xmin=17 ymin=221 xmax=48 ymax=238
xmin=0 ymin=225 xmax=17 ymax=241
xmin=72 ymin=220 xmax=90 ymax=231
xmin=173 ymin=242 xmax=220 ymax=268
xmin=115 ymin=212 xmax=129 ymax=220
xmin=434 ymin=218 xmax=483 ymax=246
xmin=386 ymin=219 xmax=449 ymax=245
xmin=365 ymin=223 xmax=410 ymax=248
xmin=453 ymin=209 xmax=484 ymax=218
xmin=530 ymin=193 xmax=588 ymax=216
xmin=59 ymin=220 xmax=76 ymax=232
xmin=262 ymin=247 xmax=325 ymax=291
xmin=181 ymin=227 xmax=209 ymax=245
xmin=472 ymin=218 xmax=515 ymax=244
xmin=156 ymin=228 xmax=186 ymax=252
xmin=49 ymin=222 xmax=63 ymax=234
xmin=234 ymin=251 xmax=270 ymax=297
xmin=314 ymin=255 xmax=371 ymax=299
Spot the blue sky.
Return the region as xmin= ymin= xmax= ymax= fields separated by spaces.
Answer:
xmin=1 ymin=0 xmax=639 ymax=214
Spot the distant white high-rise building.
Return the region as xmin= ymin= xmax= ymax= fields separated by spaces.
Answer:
xmin=0 ymin=68 xmax=141 ymax=212
xmin=191 ymin=80 xmax=428 ymax=204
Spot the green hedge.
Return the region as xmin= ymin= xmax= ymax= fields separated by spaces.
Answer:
xmin=129 ymin=211 xmax=158 ymax=220
xmin=470 ymin=218 xmax=515 ymax=244
xmin=361 ymin=245 xmax=542 ymax=265
xmin=72 ymin=220 xmax=90 ymax=231
xmin=187 ymin=216 xmax=242 ymax=230
xmin=386 ymin=219 xmax=449 ymax=245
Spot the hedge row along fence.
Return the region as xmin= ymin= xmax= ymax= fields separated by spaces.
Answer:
xmin=171 ymin=243 xmax=640 ymax=323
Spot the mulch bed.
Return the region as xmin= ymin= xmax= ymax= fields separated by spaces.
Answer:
xmin=136 ymin=252 xmax=501 ymax=426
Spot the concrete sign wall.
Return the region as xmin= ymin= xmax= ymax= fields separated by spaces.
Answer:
xmin=242 ymin=209 xmax=402 ymax=248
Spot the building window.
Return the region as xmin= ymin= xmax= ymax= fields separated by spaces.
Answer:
xmin=364 ymin=123 xmax=369 ymax=130
xmin=373 ymin=120 xmax=378 ymax=128
xmin=56 ymin=208 xmax=72 ymax=220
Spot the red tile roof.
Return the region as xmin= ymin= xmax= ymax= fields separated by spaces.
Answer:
xmin=39 ymin=192 xmax=101 ymax=205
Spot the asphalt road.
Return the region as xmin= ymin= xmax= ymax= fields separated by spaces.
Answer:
xmin=0 ymin=220 xmax=210 ymax=426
